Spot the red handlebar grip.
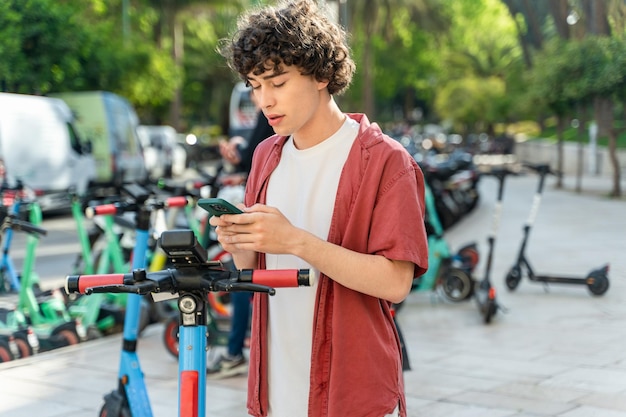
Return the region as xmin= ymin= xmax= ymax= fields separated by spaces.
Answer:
xmin=166 ymin=196 xmax=189 ymax=208
xmin=190 ymin=180 xmax=206 ymax=190
xmin=67 ymin=274 xmax=126 ymax=294
xmin=250 ymin=269 xmax=304 ymax=288
xmin=86 ymin=204 xmax=118 ymax=217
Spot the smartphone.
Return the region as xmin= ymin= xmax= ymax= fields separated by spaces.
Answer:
xmin=197 ymin=197 xmax=243 ymax=217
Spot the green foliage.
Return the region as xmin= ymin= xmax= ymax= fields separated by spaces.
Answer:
xmin=2 ymin=0 xmax=625 ymax=147
xmin=519 ymin=38 xmax=572 ymax=117
xmin=434 ymin=76 xmax=506 ymax=132
xmin=347 ymin=7 xmax=441 ymax=119
xmin=537 ymin=122 xmax=626 ymax=149
xmin=1 ymin=0 xmax=87 ymax=94
xmin=439 ymin=0 xmax=521 ymax=79
xmin=181 ymin=5 xmax=242 ymax=128
xmin=521 ymin=35 xmax=626 ymax=118
xmin=121 ymin=46 xmax=181 ymax=112
xmin=429 ymin=0 xmax=521 ymax=129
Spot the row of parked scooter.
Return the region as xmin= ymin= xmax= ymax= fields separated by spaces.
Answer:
xmin=0 ymin=167 xmax=237 ymax=363
xmin=402 ymin=148 xmax=610 ymax=325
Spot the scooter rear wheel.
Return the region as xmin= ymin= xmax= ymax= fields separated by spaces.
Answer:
xmin=441 ymin=268 xmax=473 ymax=302
xmin=51 ymin=329 xmax=79 ymax=347
xmin=0 ymin=339 xmax=13 ymax=363
xmin=12 ymin=336 xmax=31 ymax=358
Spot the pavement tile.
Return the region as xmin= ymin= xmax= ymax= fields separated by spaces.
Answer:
xmin=576 ymin=391 xmax=626 ymax=412
xmin=408 ymin=399 xmax=519 ymax=417
xmin=558 ymin=406 xmax=626 ymax=417
xmin=541 ymin=368 xmax=626 ymax=394
xmin=492 ymin=381 xmax=588 ymax=403
xmin=447 ymin=390 xmax=577 ymax=415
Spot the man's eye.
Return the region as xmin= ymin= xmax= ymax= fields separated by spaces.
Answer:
xmin=273 ymin=82 xmax=285 ymax=88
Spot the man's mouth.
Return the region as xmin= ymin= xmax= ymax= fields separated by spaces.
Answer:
xmin=266 ymin=114 xmax=284 ymax=127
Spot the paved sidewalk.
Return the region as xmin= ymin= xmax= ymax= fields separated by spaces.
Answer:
xmin=0 ymin=172 xmax=624 ymax=417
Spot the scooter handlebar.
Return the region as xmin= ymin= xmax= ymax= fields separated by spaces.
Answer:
xmin=522 ymin=162 xmax=559 ymax=176
xmin=8 ymin=218 xmax=48 ymax=236
xmin=85 ymin=195 xmax=190 ymax=218
xmin=65 ymin=268 xmax=311 ymax=296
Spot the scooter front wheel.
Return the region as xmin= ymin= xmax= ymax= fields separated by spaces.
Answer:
xmin=162 ymin=314 xmax=179 ymax=359
xmin=12 ymin=336 xmax=31 ymax=359
xmin=99 ymin=403 xmax=131 ymax=417
xmin=441 ymin=268 xmax=473 ymax=302
xmin=0 ymin=339 xmax=13 ymax=362
xmin=505 ymin=266 xmax=522 ymax=291
xmin=51 ymin=329 xmax=79 ymax=347
xmin=587 ymin=274 xmax=609 ymax=296
xmin=483 ymin=300 xmax=498 ymax=324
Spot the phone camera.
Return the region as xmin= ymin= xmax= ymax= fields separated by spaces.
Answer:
xmin=211 ymin=204 xmax=229 ymax=213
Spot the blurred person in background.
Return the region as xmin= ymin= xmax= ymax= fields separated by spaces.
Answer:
xmin=209 ymin=98 xmax=274 ymax=379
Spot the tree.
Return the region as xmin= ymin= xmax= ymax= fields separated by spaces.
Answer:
xmin=141 ymin=0 xmax=253 ymax=131
xmin=521 ymin=38 xmax=579 ymax=187
xmin=1 ymin=0 xmax=88 ymax=94
xmin=503 ymin=0 xmax=623 ymax=196
xmin=553 ymin=1 xmax=622 ymax=197
xmin=500 ymin=0 xmax=551 ymax=67
xmin=565 ymin=36 xmax=625 ymax=197
xmin=432 ymin=0 xmax=522 ymax=135
xmin=180 ymin=4 xmax=245 ymax=133
xmin=347 ymin=0 xmax=450 ymax=120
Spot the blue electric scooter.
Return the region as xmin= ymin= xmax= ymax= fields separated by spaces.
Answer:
xmin=66 ymin=229 xmax=311 ymax=417
xmin=0 ymin=181 xmax=30 ymax=293
xmin=75 ymin=182 xmax=188 ymax=416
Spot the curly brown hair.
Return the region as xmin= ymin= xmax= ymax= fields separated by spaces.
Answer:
xmin=219 ymin=0 xmax=355 ymax=96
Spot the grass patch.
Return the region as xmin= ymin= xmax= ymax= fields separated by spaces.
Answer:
xmin=535 ymin=118 xmax=626 ymax=148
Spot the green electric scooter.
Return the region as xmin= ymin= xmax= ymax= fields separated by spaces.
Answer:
xmin=412 ymin=182 xmax=479 ymax=301
xmin=64 ymin=193 xmax=130 ymax=338
xmin=0 ymin=199 xmax=85 ymax=352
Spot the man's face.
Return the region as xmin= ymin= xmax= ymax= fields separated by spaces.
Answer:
xmin=246 ymin=65 xmax=328 ymax=139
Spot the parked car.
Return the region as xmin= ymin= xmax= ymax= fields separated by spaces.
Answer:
xmin=50 ymin=91 xmax=147 ymax=187
xmin=229 ymin=82 xmax=258 ymax=139
xmin=0 ymin=92 xmax=97 ymax=212
xmin=137 ymin=125 xmax=186 ymax=179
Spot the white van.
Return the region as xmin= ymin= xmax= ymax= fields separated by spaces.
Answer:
xmin=50 ymin=91 xmax=147 ymax=186
xmin=0 ymin=93 xmax=97 ymax=212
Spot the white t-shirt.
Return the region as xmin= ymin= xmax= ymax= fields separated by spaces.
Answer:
xmin=265 ymin=117 xmax=359 ymax=416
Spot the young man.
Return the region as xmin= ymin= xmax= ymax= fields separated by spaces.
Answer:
xmin=212 ymin=1 xmax=428 ymax=416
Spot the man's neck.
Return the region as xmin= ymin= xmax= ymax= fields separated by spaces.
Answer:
xmin=292 ymin=97 xmax=346 ymax=150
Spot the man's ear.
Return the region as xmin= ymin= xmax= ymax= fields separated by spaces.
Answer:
xmin=317 ymin=79 xmax=330 ymax=91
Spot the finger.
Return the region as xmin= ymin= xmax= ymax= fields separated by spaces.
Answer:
xmin=220 ymin=213 xmax=251 ymax=225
